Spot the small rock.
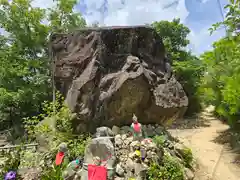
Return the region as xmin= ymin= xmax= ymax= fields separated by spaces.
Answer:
xmin=121 ymin=126 xmax=131 ymax=134
xmin=129 ymin=152 xmax=136 ymax=159
xmin=112 ymin=125 xmax=120 ymax=135
xmin=146 ymin=151 xmax=152 ymax=159
xmin=125 ymin=158 xmax=135 ymax=171
xmin=145 ymin=125 xmax=155 ymax=137
xmin=116 ymin=164 xmax=125 ymax=177
xmin=130 ymin=141 xmax=141 ymax=148
xmin=167 ymin=141 xmax=174 ymax=149
xmin=125 ymin=136 xmax=133 ymax=145
xmin=96 ymin=126 xmax=114 ymax=137
xmin=59 ymin=142 xmax=68 ymax=152
xmin=135 ymin=163 xmax=148 ymax=180
xmin=146 ymin=142 xmax=157 ymax=151
xmin=115 ymin=134 xmax=123 ymax=147
xmin=175 ymin=143 xmax=188 ymax=157
xmin=154 ymin=126 xmax=164 ymax=135
xmin=134 ymin=163 xmax=144 ymax=174
xmin=184 ymin=168 xmax=195 ymax=180
xmin=121 ymin=134 xmax=127 ymax=140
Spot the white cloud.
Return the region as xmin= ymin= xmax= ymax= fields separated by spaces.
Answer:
xmin=201 ymin=0 xmax=210 ymax=3
xmin=31 ymin=0 xmax=55 ymax=9
xmin=83 ymin=0 xmax=189 ymax=26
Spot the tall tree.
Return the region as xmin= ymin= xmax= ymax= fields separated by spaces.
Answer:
xmin=0 ymin=0 xmax=86 ymax=130
xmin=200 ymin=0 xmax=240 ymax=127
xmin=152 ymin=18 xmax=190 ymax=61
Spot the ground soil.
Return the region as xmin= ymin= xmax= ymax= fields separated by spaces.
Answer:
xmin=168 ymin=106 xmax=240 ymax=180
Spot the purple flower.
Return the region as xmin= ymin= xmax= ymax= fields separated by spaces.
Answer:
xmin=4 ymin=171 xmax=16 ymax=180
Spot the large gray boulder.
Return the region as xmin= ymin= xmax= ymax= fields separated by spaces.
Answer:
xmin=50 ymin=26 xmax=188 ymax=132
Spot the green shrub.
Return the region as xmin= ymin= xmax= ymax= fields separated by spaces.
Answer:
xmin=68 ymin=136 xmax=91 ymax=159
xmin=200 ymin=1 xmax=240 ymax=126
xmin=41 ymin=165 xmax=65 ymax=180
xmin=174 ymin=60 xmax=203 ymax=116
xmin=0 ymin=148 xmax=21 ymax=178
xmin=23 ymin=92 xmax=75 ymax=140
xmin=147 ymin=154 xmax=184 ymax=180
xmin=21 ymin=92 xmax=91 ymax=177
xmin=182 ymin=147 xmax=193 ymax=168
xmin=153 ymin=135 xmax=166 ymax=147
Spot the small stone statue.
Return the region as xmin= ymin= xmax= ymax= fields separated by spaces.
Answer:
xmin=62 ymin=158 xmax=83 ymax=180
xmin=130 ymin=114 xmax=143 ymax=141
xmin=55 ymin=142 xmax=69 ymax=166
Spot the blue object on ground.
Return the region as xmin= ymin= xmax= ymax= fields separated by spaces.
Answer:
xmin=4 ymin=171 xmax=16 ymax=180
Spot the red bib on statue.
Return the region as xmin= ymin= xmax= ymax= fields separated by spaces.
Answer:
xmin=133 ymin=123 xmax=141 ymax=132
xmin=88 ymin=164 xmax=107 ymax=180
xmin=55 ymin=152 xmax=65 ymax=165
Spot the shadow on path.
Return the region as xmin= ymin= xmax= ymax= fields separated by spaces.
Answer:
xmin=212 ymin=127 xmax=240 ymax=166
xmin=168 ymin=114 xmax=211 ymax=130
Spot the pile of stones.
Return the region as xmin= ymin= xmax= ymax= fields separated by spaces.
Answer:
xmin=79 ymin=125 xmax=195 ymax=180
xmin=8 ymin=124 xmax=195 ymax=180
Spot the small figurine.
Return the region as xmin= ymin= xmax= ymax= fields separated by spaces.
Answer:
xmin=130 ymin=114 xmax=142 ymax=141
xmin=62 ymin=157 xmax=83 ymax=180
xmin=55 ymin=142 xmax=69 ymax=166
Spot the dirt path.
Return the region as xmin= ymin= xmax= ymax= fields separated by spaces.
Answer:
xmin=168 ymin=107 xmax=240 ymax=180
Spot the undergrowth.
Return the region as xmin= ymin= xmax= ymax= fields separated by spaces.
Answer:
xmin=1 ymin=92 xmax=91 ymax=178
xmin=147 ymin=154 xmax=184 ymax=180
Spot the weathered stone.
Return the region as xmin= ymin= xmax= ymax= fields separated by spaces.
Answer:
xmin=154 ymin=126 xmax=164 ymax=135
xmin=120 ymin=126 xmax=131 ymax=134
xmin=115 ymin=134 xmax=123 ymax=147
xmin=144 ymin=125 xmax=155 ymax=137
xmin=184 ymin=168 xmax=195 ymax=180
xmin=50 ymin=26 xmax=188 ymax=132
xmin=124 ymin=136 xmax=133 ymax=146
xmin=125 ymin=158 xmax=135 ymax=171
xmin=135 ymin=163 xmax=148 ymax=180
xmin=116 ymin=164 xmax=125 ymax=177
xmin=130 ymin=141 xmax=141 ymax=151
xmin=175 ymin=142 xmax=188 ymax=158
xmin=95 ymin=126 xmax=114 ymax=137
xmin=121 ymin=134 xmax=127 ymax=140
xmin=129 ymin=152 xmax=136 ymax=159
xmin=112 ymin=125 xmax=120 ymax=135
xmin=146 ymin=141 xmax=157 ymax=151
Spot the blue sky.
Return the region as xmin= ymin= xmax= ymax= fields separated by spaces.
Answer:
xmin=6 ymin=0 xmax=229 ymax=55
xmin=75 ymin=0 xmax=228 ymax=55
